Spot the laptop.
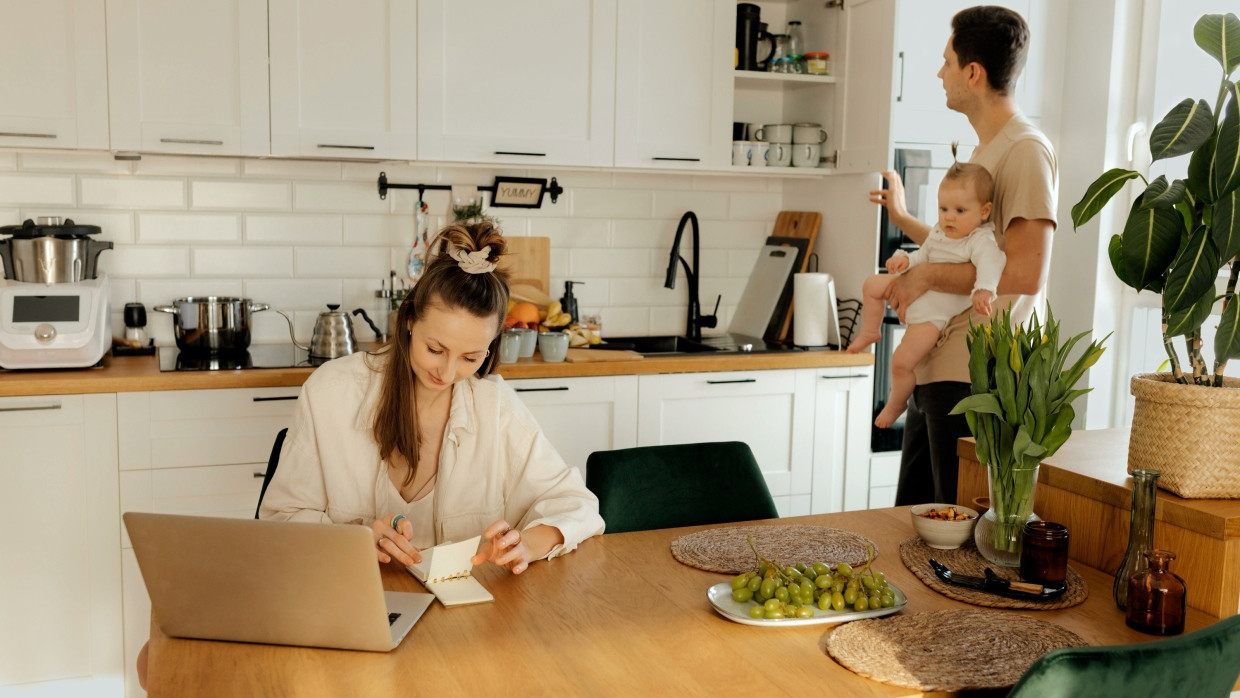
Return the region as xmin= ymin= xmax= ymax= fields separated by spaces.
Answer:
xmin=124 ymin=512 xmax=434 ymax=652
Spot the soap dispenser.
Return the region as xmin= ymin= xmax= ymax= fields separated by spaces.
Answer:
xmin=560 ymin=280 xmax=584 ymax=324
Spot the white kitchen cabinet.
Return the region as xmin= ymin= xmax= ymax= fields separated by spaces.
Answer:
xmin=269 ymin=0 xmax=417 ymax=160
xmin=808 ymin=366 xmax=874 ymax=513
xmin=0 ymin=0 xmax=109 ymax=150
xmin=417 ymin=0 xmax=616 ymax=167
xmin=868 ymin=450 xmax=900 ymax=509
xmin=0 ymin=394 xmax=122 ymax=696
xmin=636 ymin=369 xmax=815 ymax=514
xmin=613 ymin=0 xmax=732 ymax=169
xmin=116 ymin=387 xmax=298 ymax=698
xmin=508 ymin=375 xmax=638 ymax=481
xmin=105 ymin=0 xmax=270 ymax=156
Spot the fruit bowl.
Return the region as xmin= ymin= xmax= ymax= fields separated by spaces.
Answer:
xmin=910 ymin=503 xmax=979 ymax=550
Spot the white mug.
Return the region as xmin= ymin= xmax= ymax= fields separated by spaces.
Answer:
xmin=792 ymin=143 xmax=821 ymax=168
xmin=768 ymin=142 xmax=791 ymax=167
xmin=754 ymin=123 xmax=792 ymax=144
xmin=792 ymin=123 xmax=828 ymax=145
xmin=751 ymin=141 xmax=770 ymax=168
xmin=731 ymin=140 xmax=753 ymax=167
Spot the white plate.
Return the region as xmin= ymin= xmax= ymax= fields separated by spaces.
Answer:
xmin=707 ymin=581 xmax=907 ymax=627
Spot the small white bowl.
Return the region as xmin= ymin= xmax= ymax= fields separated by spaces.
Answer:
xmin=910 ymin=503 xmax=979 ymax=550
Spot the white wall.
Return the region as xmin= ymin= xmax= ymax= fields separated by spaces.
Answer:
xmin=0 ymin=150 xmax=790 ymax=346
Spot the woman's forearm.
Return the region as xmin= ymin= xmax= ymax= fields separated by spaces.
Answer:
xmin=522 ymin=524 xmax=565 ymax=561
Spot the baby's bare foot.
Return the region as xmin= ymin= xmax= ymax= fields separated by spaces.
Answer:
xmin=875 ymin=403 xmax=906 ymax=429
xmin=847 ymin=331 xmax=881 ymax=354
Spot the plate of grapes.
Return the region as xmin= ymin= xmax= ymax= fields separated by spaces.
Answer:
xmin=708 ymin=558 xmax=907 ymax=627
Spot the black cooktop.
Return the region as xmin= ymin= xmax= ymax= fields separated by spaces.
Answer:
xmin=158 ymin=343 xmax=319 ymax=372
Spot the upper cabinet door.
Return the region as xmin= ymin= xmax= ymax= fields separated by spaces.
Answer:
xmin=832 ymin=0 xmax=895 ymax=173
xmin=613 ymin=0 xmax=732 ymax=169
xmin=0 ymin=0 xmax=108 ymax=150
xmin=106 ymin=0 xmax=269 ymax=156
xmin=270 ymin=0 xmax=417 ymax=160
xmin=418 ymin=0 xmax=617 ymax=167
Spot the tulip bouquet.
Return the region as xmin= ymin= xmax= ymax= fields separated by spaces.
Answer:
xmin=950 ymin=306 xmax=1108 ymax=561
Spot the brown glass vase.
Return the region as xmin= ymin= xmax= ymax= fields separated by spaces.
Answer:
xmin=1125 ymin=550 xmax=1186 ymax=636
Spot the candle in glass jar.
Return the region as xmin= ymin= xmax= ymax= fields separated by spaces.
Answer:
xmin=1019 ymin=521 xmax=1069 ymax=585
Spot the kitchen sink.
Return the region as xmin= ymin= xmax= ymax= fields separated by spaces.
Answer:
xmin=593 ymin=334 xmax=804 ymax=356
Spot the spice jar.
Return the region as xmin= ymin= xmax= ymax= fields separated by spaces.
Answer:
xmin=1126 ymin=550 xmax=1186 ymax=636
xmin=804 ymin=52 xmax=831 ymax=75
xmin=1019 ymin=521 xmax=1069 ymax=585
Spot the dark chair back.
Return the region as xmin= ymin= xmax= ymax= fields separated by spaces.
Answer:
xmin=254 ymin=428 xmax=289 ymax=519
xmin=1007 ymin=613 xmax=1240 ymax=697
xmin=585 ymin=441 xmax=779 ymax=534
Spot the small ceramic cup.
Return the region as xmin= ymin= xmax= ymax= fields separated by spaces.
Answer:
xmin=751 ymin=141 xmax=770 ymax=168
xmin=538 ymin=331 xmax=570 ymax=362
xmin=768 ymin=142 xmax=792 ymax=167
xmin=513 ymin=327 xmax=538 ymax=357
xmin=731 ymin=141 xmax=753 ymax=167
xmin=498 ymin=330 xmax=521 ymax=363
xmin=792 ymin=143 xmax=820 ymax=168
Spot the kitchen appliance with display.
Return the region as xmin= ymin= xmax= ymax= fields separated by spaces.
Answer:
xmin=0 ymin=217 xmax=113 ymax=369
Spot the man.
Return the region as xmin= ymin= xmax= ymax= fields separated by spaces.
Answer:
xmin=869 ymin=6 xmax=1058 ymax=505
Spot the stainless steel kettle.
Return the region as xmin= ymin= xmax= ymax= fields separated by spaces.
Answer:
xmin=278 ymin=304 xmax=358 ymax=360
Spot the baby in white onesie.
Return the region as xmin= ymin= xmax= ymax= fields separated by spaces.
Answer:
xmin=848 ymin=160 xmax=1006 ymax=429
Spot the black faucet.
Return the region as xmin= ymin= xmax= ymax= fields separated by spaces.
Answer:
xmin=665 ymin=211 xmax=720 ymax=342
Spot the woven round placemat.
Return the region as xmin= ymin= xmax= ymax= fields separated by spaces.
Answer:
xmin=670 ymin=525 xmax=878 ymax=574
xmin=899 ymin=536 xmax=1088 ymax=610
xmin=825 ymin=608 xmax=1088 ymax=691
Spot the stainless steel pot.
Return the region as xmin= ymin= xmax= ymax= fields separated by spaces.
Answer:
xmin=153 ymin=297 xmax=271 ymax=354
xmin=0 ymin=217 xmax=113 ymax=283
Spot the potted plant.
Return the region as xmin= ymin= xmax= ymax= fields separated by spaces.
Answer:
xmin=1071 ymin=12 xmax=1240 ymax=498
xmin=950 ymin=306 xmax=1107 ymax=566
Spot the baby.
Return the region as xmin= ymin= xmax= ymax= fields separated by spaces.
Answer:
xmin=848 ymin=158 xmax=1005 ymax=428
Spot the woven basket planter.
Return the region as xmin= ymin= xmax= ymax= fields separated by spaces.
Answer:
xmin=1129 ymin=373 xmax=1240 ymax=498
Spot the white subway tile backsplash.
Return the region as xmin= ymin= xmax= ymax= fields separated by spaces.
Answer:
xmin=728 ymin=192 xmax=783 ymax=221
xmin=613 ymin=172 xmax=692 ymax=191
xmin=652 ymin=190 xmax=729 ymax=219
xmin=0 ymin=209 xmax=18 ymax=225
xmin=137 ymin=279 xmax=245 ymax=306
xmin=557 ymin=171 xmax=613 ymax=189
xmin=692 ymin=174 xmax=769 ymax=192
xmin=19 ymin=151 xmax=132 ymax=174
xmin=569 ymin=248 xmax=652 ymax=278
xmin=599 ymin=306 xmax=651 ymax=336
xmin=248 ymin=214 xmax=342 ymax=245
xmin=105 ymin=245 xmax=190 ymax=278
xmin=548 ymin=277 xmax=609 ymax=309
xmin=194 ymin=246 xmax=293 ymax=277
xmin=695 ymin=249 xmax=730 ymax=277
xmin=243 ymin=279 xmax=342 ymax=310
xmin=295 ymin=246 xmax=389 ymax=278
xmin=139 ymin=213 xmax=240 ymax=243
xmin=245 ymin=158 xmax=341 ymax=180
xmin=529 ymin=217 xmax=609 ymax=247
xmin=572 ymin=188 xmax=652 ymax=219
xmin=135 ymin=155 xmax=240 ymax=177
xmin=192 ymin=180 xmax=289 ymax=210
xmin=612 ymin=219 xmax=669 ymax=248
xmin=294 ymin=182 xmax=388 ymax=214
xmin=609 ymin=278 xmax=685 ymax=306
xmin=701 ymin=220 xmax=768 ymax=248
xmin=549 ymin=247 xmax=568 ymax=278
xmin=0 ymin=174 xmax=75 ymax=205
xmin=19 ymin=209 xmax=135 ymax=244
xmin=342 ymin=161 xmax=436 ymax=183
xmin=81 ymin=177 xmax=184 ymax=209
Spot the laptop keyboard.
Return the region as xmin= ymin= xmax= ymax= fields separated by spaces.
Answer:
xmin=388 ymin=612 xmax=402 ymax=626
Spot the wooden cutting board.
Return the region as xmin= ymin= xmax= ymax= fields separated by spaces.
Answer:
xmin=769 ymin=212 xmax=822 ymax=341
xmin=499 ymin=237 xmax=550 ymax=293
xmin=563 ymin=348 xmax=644 ymax=363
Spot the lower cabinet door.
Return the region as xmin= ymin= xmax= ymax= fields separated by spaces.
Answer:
xmin=509 ymin=376 xmax=638 ymax=481
xmin=811 ymin=368 xmax=875 ymax=514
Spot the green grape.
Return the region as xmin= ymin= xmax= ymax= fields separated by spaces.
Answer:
xmin=796 ymin=606 xmax=815 ymax=618
xmin=795 ymin=562 xmax=808 ymax=574
xmin=748 ymin=606 xmax=765 ymax=619
xmin=732 ymin=587 xmax=754 ymax=603
xmin=874 ymin=571 xmax=886 ymax=586
xmin=836 ymin=563 xmax=854 ymax=578
xmin=831 ymin=580 xmax=845 ymax=594
xmin=759 ymin=562 xmax=770 ymax=577
xmin=731 ymin=573 xmax=751 ymax=591
xmin=774 ymin=586 xmax=790 ymax=603
xmin=802 ymin=565 xmax=817 ymax=580
xmin=784 ymin=566 xmax=798 ymax=578
xmin=861 ymin=575 xmax=878 ymax=590
xmin=880 ymin=594 xmax=895 ymax=608
xmin=843 ymin=587 xmax=858 ymax=604
xmin=817 ymin=593 xmax=832 ymax=610
xmin=760 ymin=578 xmax=777 ymax=597
xmin=764 ymin=608 xmax=785 ymax=620
xmin=813 ymin=562 xmax=830 ymax=576
xmin=800 ymin=581 xmax=815 ymax=600
xmin=869 ymin=593 xmax=882 ymax=608
xmin=831 ymin=592 xmax=846 ymax=611
xmin=763 ymin=598 xmax=782 ymax=612
xmin=815 ymin=575 xmax=832 ymax=590
xmin=747 ymin=575 xmax=762 ymax=593
xmin=853 ymin=597 xmax=869 ymax=612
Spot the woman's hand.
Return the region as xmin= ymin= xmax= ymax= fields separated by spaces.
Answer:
xmin=372 ymin=514 xmax=421 ymax=566
xmin=471 ymin=520 xmax=533 ymax=574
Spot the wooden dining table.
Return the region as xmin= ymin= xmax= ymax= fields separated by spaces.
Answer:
xmin=145 ymin=507 xmax=1225 ymax=697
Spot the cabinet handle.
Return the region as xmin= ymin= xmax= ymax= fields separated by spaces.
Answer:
xmin=706 ymin=378 xmax=757 ymax=385
xmin=0 ymin=402 xmax=62 ymax=413
xmin=652 ymin=157 xmax=701 ymax=162
xmin=0 ymin=131 xmax=56 ymax=139
xmin=252 ymin=395 xmax=299 ymax=402
xmin=494 ymin=151 xmax=546 ymax=157
xmin=820 ymin=374 xmax=869 ymax=380
xmin=514 ymin=386 xmax=570 ymax=393
xmin=896 ymin=51 xmax=905 ymax=102
xmin=317 ymin=144 xmax=375 ymax=150
xmin=253 ymin=471 xmax=266 ymax=478
xmin=161 ymin=138 xmax=224 ymax=145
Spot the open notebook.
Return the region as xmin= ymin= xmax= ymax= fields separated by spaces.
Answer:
xmin=405 ymin=536 xmax=494 ymax=607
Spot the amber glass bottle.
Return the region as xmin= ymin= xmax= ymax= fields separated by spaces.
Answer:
xmin=1125 ymin=550 xmax=1186 ymax=636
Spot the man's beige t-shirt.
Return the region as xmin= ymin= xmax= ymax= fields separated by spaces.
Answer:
xmin=915 ymin=113 xmax=1058 ymax=385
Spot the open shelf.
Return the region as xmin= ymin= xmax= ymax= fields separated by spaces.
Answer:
xmin=734 ymin=71 xmax=837 ymax=90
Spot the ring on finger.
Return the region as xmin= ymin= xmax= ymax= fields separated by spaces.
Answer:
xmin=376 ymin=535 xmax=386 ymax=549
xmin=391 ymin=514 xmax=408 ymax=531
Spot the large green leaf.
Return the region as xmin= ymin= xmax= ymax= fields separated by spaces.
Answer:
xmin=1215 ymin=295 xmax=1240 ymax=362
xmin=1165 ymin=286 xmax=1217 ymax=337
xmin=1142 ymin=176 xmax=1188 ymax=208
xmin=1150 ymin=98 xmax=1215 ymax=162
xmin=949 ymin=393 xmax=1004 ymax=416
xmin=1215 ymin=82 xmax=1240 ymax=196
xmin=1189 ymin=133 xmax=1219 ymax=202
xmin=1163 ymin=224 xmax=1221 ymax=311
xmin=1072 ymin=169 xmax=1141 ymax=228
xmin=1122 ymin=198 xmax=1185 ymax=291
xmin=1195 ymin=13 xmax=1240 ymax=75
xmin=1211 ymin=188 xmax=1240 ymax=261
xmin=1108 ymin=234 xmax=1141 ymax=289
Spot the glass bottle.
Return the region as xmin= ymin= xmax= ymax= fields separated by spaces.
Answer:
xmin=786 ymin=21 xmax=805 ymax=73
xmin=1019 ymin=520 xmax=1069 ymax=585
xmin=1125 ymin=550 xmax=1186 ymax=635
xmin=1113 ymin=468 xmax=1160 ymax=609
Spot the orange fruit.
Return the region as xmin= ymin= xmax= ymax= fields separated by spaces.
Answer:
xmin=509 ymin=302 xmax=541 ymax=325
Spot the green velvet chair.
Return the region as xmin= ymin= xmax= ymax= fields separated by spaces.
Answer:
xmin=1006 ymin=613 xmax=1240 ymax=698
xmin=585 ymin=441 xmax=779 ymax=534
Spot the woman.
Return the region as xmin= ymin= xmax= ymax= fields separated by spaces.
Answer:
xmin=259 ymin=221 xmax=605 ymax=572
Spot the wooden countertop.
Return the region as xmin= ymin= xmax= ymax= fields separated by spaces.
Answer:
xmin=145 ymin=507 xmax=1224 ymax=697
xmin=0 ymin=347 xmax=872 ymax=397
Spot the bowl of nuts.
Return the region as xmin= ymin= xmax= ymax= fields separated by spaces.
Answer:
xmin=910 ymin=503 xmax=979 ymax=550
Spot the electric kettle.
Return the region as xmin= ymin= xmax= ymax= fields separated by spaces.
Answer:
xmin=278 ymin=304 xmax=358 ymax=360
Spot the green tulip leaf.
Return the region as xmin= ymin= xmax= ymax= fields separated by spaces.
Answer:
xmin=1210 ymin=188 xmax=1240 ymax=261
xmin=1194 ymin=13 xmax=1240 ymax=75
xmin=1215 ymin=295 xmax=1240 ymax=362
xmin=1163 ymin=225 xmax=1221 ymax=311
xmin=1215 ymin=82 xmax=1240 ymax=197
xmin=1150 ymin=98 xmax=1215 ymax=162
xmin=1121 ymin=199 xmax=1185 ymax=291
xmin=1142 ymin=176 xmax=1188 ymax=208
xmin=1072 ymin=168 xmax=1141 ymax=228
xmin=1043 ymin=405 xmax=1077 ymax=458
xmin=1166 ymin=285 xmax=1218 ymax=337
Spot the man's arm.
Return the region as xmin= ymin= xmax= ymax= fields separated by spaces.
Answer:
xmin=881 ymin=218 xmax=1054 ymax=320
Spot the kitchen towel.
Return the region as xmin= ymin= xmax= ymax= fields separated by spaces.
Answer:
xmin=793 ymin=272 xmax=840 ymax=347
